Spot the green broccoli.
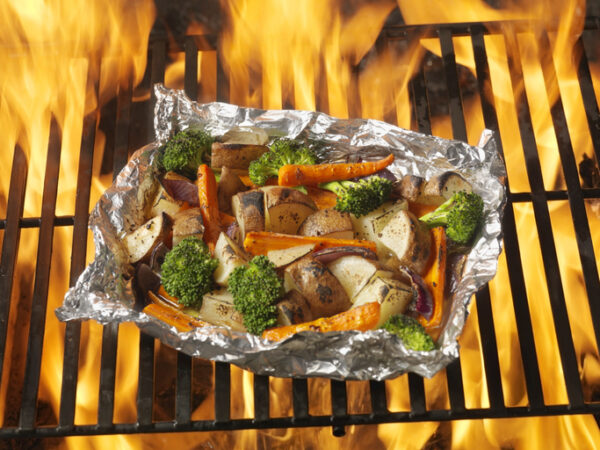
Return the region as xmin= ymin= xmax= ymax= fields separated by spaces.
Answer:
xmin=418 ymin=191 xmax=484 ymax=244
xmin=320 ymin=176 xmax=393 ymax=217
xmin=381 ymin=314 xmax=436 ymax=351
xmin=160 ymin=237 xmax=218 ymax=307
xmin=228 ymin=255 xmax=284 ymax=335
xmin=248 ymin=138 xmax=317 ymax=185
xmin=159 ymin=129 xmax=213 ymax=179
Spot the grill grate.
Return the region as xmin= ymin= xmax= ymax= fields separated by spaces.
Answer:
xmin=0 ymin=13 xmax=599 ymax=439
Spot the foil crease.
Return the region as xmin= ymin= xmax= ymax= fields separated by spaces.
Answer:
xmin=57 ymin=84 xmax=506 ymax=380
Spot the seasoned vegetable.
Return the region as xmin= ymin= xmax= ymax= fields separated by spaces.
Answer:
xmin=380 ymin=314 xmax=435 ymax=351
xmin=262 ymin=301 xmax=380 ymax=342
xmin=320 ymin=176 xmax=393 ymax=217
xmin=159 ymin=129 xmax=213 ymax=179
xmin=228 ymin=255 xmax=284 ymax=335
xmin=248 ymin=138 xmax=317 ymax=186
xmin=298 ymin=208 xmax=354 ymax=240
xmin=123 ymin=213 xmax=172 ymax=264
xmin=278 ymin=153 xmax=394 ymax=187
xmin=196 ymin=164 xmax=222 ymax=250
xmin=261 ymin=186 xmax=317 ymax=234
xmin=160 ymin=237 xmax=218 ymax=308
xmin=419 ymin=191 xmax=484 ymax=244
xmin=420 ymin=227 xmax=447 ymax=329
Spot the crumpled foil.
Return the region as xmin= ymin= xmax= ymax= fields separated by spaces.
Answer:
xmin=56 ymin=84 xmax=506 ymax=380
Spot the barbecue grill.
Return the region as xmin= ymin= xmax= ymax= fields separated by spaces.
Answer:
xmin=1 ymin=4 xmax=599 ymax=444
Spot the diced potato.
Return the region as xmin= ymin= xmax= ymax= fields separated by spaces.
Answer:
xmin=350 ymin=200 xmax=407 ymax=241
xmin=185 ymin=289 xmax=246 ymax=332
xmin=418 ymin=171 xmax=473 ymax=205
xmin=352 ymin=273 xmax=413 ymax=327
xmin=261 ymin=186 xmax=317 ymax=234
xmin=123 ymin=213 xmax=171 ymax=264
xmin=213 ymin=232 xmax=249 ymax=286
xmin=221 ymin=126 xmax=269 ymax=145
xmin=150 ymin=182 xmax=183 ymax=218
xmin=211 ymin=143 xmax=268 ymax=170
xmin=298 ymin=208 xmax=353 ymax=240
xmin=327 ymin=255 xmax=387 ymax=300
xmin=378 ymin=209 xmax=431 ymax=274
xmin=276 ymin=290 xmax=313 ymax=326
xmin=172 ymin=208 xmax=204 ymax=246
xmin=267 ymin=243 xmax=315 ymax=268
xmin=232 ymin=190 xmax=265 ymax=238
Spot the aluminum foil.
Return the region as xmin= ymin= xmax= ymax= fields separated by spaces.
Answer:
xmin=56 ymin=84 xmax=506 ymax=380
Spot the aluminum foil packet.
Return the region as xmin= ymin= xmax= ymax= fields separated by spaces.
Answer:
xmin=56 ymin=84 xmax=506 ymax=380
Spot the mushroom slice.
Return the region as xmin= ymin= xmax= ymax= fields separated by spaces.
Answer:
xmin=123 ymin=213 xmax=172 ymax=264
xmin=378 ymin=209 xmax=431 ymax=274
xmin=298 ymin=208 xmax=353 ymax=240
xmin=284 ymin=256 xmax=351 ymax=318
xmin=232 ymin=190 xmax=266 ymax=238
xmin=261 ymin=186 xmax=317 ymax=235
xmin=172 ymin=207 xmax=204 ymax=246
xmin=213 ymin=232 xmax=250 ymax=286
xmin=418 ymin=171 xmax=473 ymax=205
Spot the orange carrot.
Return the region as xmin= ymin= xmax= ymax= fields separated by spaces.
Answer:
xmin=408 ymin=201 xmax=437 ymax=219
xmin=196 ymin=164 xmax=222 ymax=251
xmin=243 ymin=231 xmax=377 ymax=255
xmin=419 ymin=227 xmax=447 ymax=330
xmin=144 ymin=300 xmax=208 ymax=333
xmin=278 ymin=153 xmax=395 ymax=186
xmin=157 ymin=285 xmax=184 ymax=309
xmin=219 ymin=211 xmax=236 ymax=227
xmin=306 ymin=186 xmax=338 ymax=210
xmin=262 ymin=302 xmax=380 ymax=341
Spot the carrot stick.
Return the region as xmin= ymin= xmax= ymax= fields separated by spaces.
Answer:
xmin=278 ymin=153 xmax=395 ymax=186
xmin=144 ymin=300 xmax=208 ymax=333
xmin=419 ymin=227 xmax=447 ymax=330
xmin=196 ymin=164 xmax=222 ymax=251
xmin=243 ymin=231 xmax=377 ymax=255
xmin=262 ymin=302 xmax=380 ymax=341
xmin=157 ymin=285 xmax=184 ymax=309
xmin=408 ymin=201 xmax=437 ymax=219
xmin=305 ymin=186 xmax=338 ymax=210
xmin=219 ymin=211 xmax=236 ymax=227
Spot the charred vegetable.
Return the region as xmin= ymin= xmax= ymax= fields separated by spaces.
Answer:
xmin=160 ymin=237 xmax=218 ymax=307
xmin=228 ymin=255 xmax=284 ymax=335
xmin=248 ymin=138 xmax=317 ymax=186
xmin=419 ymin=191 xmax=484 ymax=244
xmin=380 ymin=314 xmax=435 ymax=351
xmin=320 ymin=176 xmax=393 ymax=217
xmin=159 ymin=129 xmax=213 ymax=179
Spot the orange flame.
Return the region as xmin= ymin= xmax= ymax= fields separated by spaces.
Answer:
xmin=1 ymin=0 xmax=599 ymax=448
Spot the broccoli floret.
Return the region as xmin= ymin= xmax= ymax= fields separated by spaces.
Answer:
xmin=248 ymin=138 xmax=317 ymax=185
xmin=228 ymin=256 xmax=284 ymax=335
xmin=159 ymin=129 xmax=213 ymax=179
xmin=160 ymin=237 xmax=218 ymax=307
xmin=320 ymin=176 xmax=393 ymax=217
xmin=418 ymin=191 xmax=484 ymax=244
xmin=381 ymin=314 xmax=436 ymax=351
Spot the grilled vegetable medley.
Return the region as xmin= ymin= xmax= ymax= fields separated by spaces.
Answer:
xmin=126 ymin=127 xmax=484 ymax=351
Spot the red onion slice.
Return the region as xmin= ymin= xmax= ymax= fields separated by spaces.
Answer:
xmin=312 ymin=246 xmax=378 ymax=264
xmin=162 ymin=178 xmax=199 ymax=206
xmin=399 ymin=266 xmax=433 ymax=320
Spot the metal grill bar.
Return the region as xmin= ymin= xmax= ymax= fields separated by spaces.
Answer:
xmin=504 ymin=26 xmax=584 ymax=407
xmin=19 ymin=120 xmax=63 ymax=429
xmin=1 ymin=15 xmax=599 ymax=439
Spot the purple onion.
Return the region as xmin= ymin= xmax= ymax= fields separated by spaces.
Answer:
xmin=312 ymin=246 xmax=378 ymax=264
xmin=162 ymin=178 xmax=199 ymax=206
xmin=399 ymin=266 xmax=433 ymax=320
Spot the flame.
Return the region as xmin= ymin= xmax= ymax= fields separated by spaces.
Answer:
xmin=1 ymin=0 xmax=599 ymax=448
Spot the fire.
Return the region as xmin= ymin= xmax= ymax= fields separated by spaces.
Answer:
xmin=0 ymin=0 xmax=599 ymax=448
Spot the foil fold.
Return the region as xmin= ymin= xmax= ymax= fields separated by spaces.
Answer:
xmin=57 ymin=84 xmax=506 ymax=380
